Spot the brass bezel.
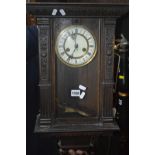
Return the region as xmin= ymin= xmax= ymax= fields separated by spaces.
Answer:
xmin=55 ymin=25 xmax=97 ymax=68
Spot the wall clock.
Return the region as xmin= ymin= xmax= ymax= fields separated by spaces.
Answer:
xmin=27 ymin=2 xmax=128 ymax=154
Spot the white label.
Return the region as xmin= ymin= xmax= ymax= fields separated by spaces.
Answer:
xmin=71 ymin=90 xmax=80 ymax=97
xmin=79 ymin=92 xmax=85 ymax=99
xmin=52 ymin=9 xmax=57 ymax=16
xmin=59 ymin=9 xmax=66 ymax=16
xmin=79 ymin=85 xmax=86 ymax=91
xmin=119 ymin=99 xmax=123 ymax=106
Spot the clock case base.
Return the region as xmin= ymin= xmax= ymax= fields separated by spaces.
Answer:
xmin=34 ymin=113 xmax=119 ymax=134
xmin=34 ymin=115 xmax=119 ymax=155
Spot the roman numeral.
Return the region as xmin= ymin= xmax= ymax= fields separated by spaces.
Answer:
xmin=87 ymin=52 xmax=91 ymax=56
xmin=67 ymin=57 xmax=71 ymax=62
xmin=59 ymin=45 xmax=63 ymax=48
xmin=67 ymin=31 xmax=71 ymax=36
xmin=83 ymin=58 xmax=86 ymax=62
xmin=60 ymin=52 xmax=65 ymax=55
xmin=89 ymin=45 xmax=94 ymax=48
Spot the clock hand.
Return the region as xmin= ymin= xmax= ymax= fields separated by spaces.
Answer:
xmin=70 ymin=33 xmax=76 ymax=42
xmin=70 ymin=32 xmax=77 ymax=44
xmin=70 ymin=47 xmax=77 ymax=58
xmin=70 ymin=42 xmax=78 ymax=57
xmin=73 ymin=34 xmax=78 ymax=55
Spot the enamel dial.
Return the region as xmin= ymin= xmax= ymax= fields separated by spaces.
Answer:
xmin=55 ymin=25 xmax=97 ymax=67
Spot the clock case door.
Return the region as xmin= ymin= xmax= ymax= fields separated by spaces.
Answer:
xmin=27 ymin=3 xmax=128 ymax=133
xmin=54 ymin=18 xmax=100 ymax=122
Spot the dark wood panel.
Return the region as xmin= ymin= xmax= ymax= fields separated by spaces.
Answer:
xmin=26 ymin=3 xmax=129 ymax=18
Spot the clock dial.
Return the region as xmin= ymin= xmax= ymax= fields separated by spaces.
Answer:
xmin=55 ymin=25 xmax=97 ymax=67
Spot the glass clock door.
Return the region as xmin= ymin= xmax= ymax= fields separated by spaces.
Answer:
xmin=52 ymin=18 xmax=101 ymax=119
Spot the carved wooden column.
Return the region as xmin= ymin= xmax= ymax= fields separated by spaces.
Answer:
xmin=37 ymin=18 xmax=52 ymax=128
xmin=102 ymin=18 xmax=116 ymax=122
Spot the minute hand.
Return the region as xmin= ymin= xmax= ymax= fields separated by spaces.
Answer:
xmin=71 ymin=32 xmax=77 ymax=43
xmin=72 ymin=34 xmax=78 ymax=55
xmin=71 ymin=44 xmax=78 ymax=57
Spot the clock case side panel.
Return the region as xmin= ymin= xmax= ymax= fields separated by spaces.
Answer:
xmin=35 ymin=18 xmax=53 ymax=129
xmin=100 ymin=18 xmax=116 ymax=123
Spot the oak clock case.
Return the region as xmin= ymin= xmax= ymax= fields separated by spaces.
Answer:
xmin=26 ymin=3 xmax=129 ymax=135
xmin=26 ymin=3 xmax=129 ymax=154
